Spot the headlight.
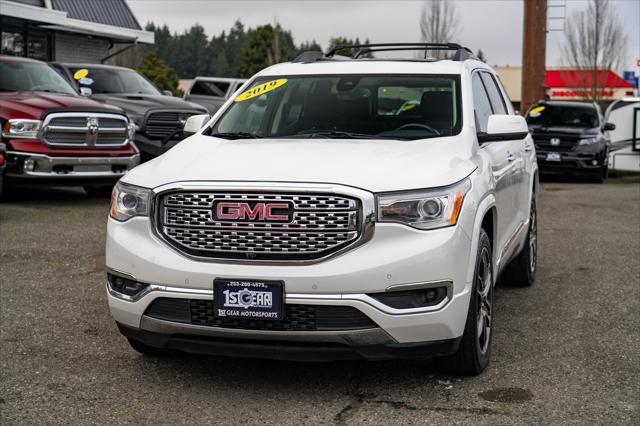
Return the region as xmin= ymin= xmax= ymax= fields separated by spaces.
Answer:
xmin=110 ymin=182 xmax=151 ymax=221
xmin=126 ymin=122 xmax=136 ymax=141
xmin=2 ymin=119 xmax=41 ymax=139
xmin=377 ymin=178 xmax=471 ymax=230
xmin=127 ymin=114 xmax=143 ymax=132
xmin=578 ymin=137 xmax=598 ymax=146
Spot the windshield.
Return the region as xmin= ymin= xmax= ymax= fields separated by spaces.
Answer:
xmin=210 ymin=74 xmax=462 ymax=140
xmin=0 ymin=60 xmax=77 ymax=95
xmin=68 ymin=66 xmax=160 ymax=95
xmin=527 ymin=104 xmax=599 ymax=128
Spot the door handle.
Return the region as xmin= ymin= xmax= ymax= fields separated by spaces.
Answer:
xmin=507 ymin=153 xmax=516 ymax=162
xmin=524 ymin=143 xmax=533 ymax=152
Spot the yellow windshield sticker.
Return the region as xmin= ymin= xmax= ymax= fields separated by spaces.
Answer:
xmin=401 ymin=103 xmax=417 ymax=112
xmin=235 ymin=79 xmax=287 ymax=102
xmin=529 ymin=106 xmax=545 ymax=117
xmin=73 ymin=69 xmax=89 ymax=80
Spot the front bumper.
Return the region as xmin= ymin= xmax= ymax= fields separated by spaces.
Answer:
xmin=118 ymin=319 xmax=461 ymax=361
xmin=107 ymin=215 xmax=474 ymax=353
xmin=536 ymin=149 xmax=603 ymax=175
xmin=6 ymin=151 xmax=140 ymax=181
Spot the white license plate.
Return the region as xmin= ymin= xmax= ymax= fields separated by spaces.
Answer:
xmin=546 ymin=152 xmax=562 ymax=162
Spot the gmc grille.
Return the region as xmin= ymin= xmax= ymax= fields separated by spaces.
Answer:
xmin=144 ymin=111 xmax=199 ymax=140
xmin=145 ymin=298 xmax=378 ymax=331
xmin=41 ymin=113 xmax=129 ymax=147
xmin=156 ymin=191 xmax=362 ymax=261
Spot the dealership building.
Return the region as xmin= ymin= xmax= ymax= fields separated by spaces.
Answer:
xmin=496 ymin=66 xmax=636 ymax=112
xmin=0 ymin=0 xmax=153 ymax=63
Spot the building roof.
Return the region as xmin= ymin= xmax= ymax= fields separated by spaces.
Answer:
xmin=0 ymin=0 xmax=153 ymax=43
xmin=546 ymin=70 xmax=633 ymax=88
xmin=51 ymin=0 xmax=141 ymax=30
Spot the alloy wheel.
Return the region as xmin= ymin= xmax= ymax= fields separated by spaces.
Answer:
xmin=476 ymin=247 xmax=492 ymax=355
xmin=529 ymin=201 xmax=537 ymax=274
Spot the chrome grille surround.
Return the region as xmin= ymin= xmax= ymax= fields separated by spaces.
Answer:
xmin=153 ymin=182 xmax=375 ymax=263
xmin=40 ymin=112 xmax=130 ymax=147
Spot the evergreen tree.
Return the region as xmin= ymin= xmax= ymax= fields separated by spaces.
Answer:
xmin=136 ymin=51 xmax=181 ymax=96
xmin=233 ymin=24 xmax=297 ymax=77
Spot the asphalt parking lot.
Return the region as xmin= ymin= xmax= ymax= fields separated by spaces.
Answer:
xmin=1 ymin=178 xmax=639 ymax=425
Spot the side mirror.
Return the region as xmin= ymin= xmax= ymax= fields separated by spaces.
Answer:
xmin=183 ymin=114 xmax=211 ymax=136
xmin=162 ymin=90 xmax=173 ymax=96
xmin=79 ymin=87 xmax=92 ymax=97
xmin=603 ymin=122 xmax=616 ymax=131
xmin=478 ymin=114 xmax=529 ymax=143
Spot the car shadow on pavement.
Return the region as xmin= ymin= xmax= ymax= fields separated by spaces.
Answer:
xmin=2 ymin=185 xmax=110 ymax=205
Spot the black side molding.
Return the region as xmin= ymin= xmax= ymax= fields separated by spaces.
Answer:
xmin=477 ymin=131 xmax=528 ymax=143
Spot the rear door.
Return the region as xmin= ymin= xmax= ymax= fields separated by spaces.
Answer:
xmin=472 ymin=71 xmax=522 ymax=261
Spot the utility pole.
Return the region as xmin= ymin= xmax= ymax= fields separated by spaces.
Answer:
xmin=521 ymin=0 xmax=547 ymax=114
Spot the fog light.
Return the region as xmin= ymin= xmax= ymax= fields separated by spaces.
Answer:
xmin=107 ymin=273 xmax=150 ymax=300
xmin=368 ymin=286 xmax=448 ymax=309
xmin=592 ymin=160 xmax=598 ymax=165
xmin=23 ymin=158 xmax=36 ymax=172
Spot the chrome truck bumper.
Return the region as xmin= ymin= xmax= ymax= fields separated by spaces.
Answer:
xmin=6 ymin=151 xmax=140 ymax=179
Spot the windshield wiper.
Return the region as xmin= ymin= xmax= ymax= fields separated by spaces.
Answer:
xmin=293 ymin=130 xmax=400 ymax=140
xmin=211 ymin=132 xmax=264 ymax=140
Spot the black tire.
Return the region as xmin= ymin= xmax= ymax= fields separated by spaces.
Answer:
xmin=84 ymin=185 xmax=113 ymax=198
xmin=501 ymin=197 xmax=537 ymax=287
xmin=127 ymin=338 xmax=167 ymax=356
xmin=437 ymin=229 xmax=493 ymax=375
xmin=0 ymin=173 xmax=11 ymax=202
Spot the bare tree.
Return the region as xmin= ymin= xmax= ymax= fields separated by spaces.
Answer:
xmin=562 ymin=0 xmax=627 ymax=101
xmin=419 ymin=0 xmax=460 ymax=58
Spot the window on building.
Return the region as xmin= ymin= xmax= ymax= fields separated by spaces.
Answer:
xmin=1 ymin=30 xmax=51 ymax=60
xmin=1 ymin=31 xmax=25 ymax=56
xmin=27 ymin=33 xmax=49 ymax=61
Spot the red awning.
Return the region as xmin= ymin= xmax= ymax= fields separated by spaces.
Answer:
xmin=546 ymin=70 xmax=632 ymax=88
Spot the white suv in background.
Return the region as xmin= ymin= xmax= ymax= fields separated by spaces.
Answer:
xmin=106 ymin=43 xmax=538 ymax=375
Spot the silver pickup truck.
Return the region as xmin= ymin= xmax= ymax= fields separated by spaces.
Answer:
xmin=183 ymin=77 xmax=247 ymax=114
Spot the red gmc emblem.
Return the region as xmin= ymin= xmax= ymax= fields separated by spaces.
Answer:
xmin=214 ymin=201 xmax=293 ymax=222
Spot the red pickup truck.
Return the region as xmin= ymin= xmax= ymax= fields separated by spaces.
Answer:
xmin=0 ymin=55 xmax=139 ymax=199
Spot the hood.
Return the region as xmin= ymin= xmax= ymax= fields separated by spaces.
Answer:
xmin=90 ymin=94 xmax=207 ymax=116
xmin=123 ymin=134 xmax=477 ymax=193
xmin=528 ymin=125 xmax=599 ymax=136
xmin=0 ymin=91 xmax=121 ymax=120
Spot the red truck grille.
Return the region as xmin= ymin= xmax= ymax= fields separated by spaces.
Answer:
xmin=41 ymin=112 xmax=129 ymax=147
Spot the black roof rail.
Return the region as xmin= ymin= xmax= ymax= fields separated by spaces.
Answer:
xmin=325 ymin=43 xmax=476 ymax=61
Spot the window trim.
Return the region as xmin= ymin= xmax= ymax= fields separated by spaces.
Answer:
xmin=471 ymin=70 xmax=495 ymax=134
xmin=478 ymin=71 xmax=508 ymax=115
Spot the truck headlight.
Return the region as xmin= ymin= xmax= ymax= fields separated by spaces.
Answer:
xmin=126 ymin=122 xmax=136 ymax=141
xmin=2 ymin=119 xmax=41 ymax=139
xmin=578 ymin=137 xmax=598 ymax=146
xmin=110 ymin=182 xmax=151 ymax=221
xmin=377 ymin=178 xmax=471 ymax=230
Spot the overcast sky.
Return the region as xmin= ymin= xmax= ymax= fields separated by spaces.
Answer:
xmin=128 ymin=0 xmax=640 ymax=71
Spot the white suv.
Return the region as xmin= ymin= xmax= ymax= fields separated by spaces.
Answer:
xmin=106 ymin=44 xmax=538 ymax=374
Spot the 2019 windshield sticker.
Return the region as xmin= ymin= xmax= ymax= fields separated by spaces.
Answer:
xmin=73 ymin=69 xmax=89 ymax=80
xmin=235 ymin=79 xmax=287 ymax=102
xmin=529 ymin=106 xmax=545 ymax=117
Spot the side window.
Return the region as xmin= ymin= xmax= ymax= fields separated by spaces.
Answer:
xmin=480 ymin=72 xmax=507 ymax=115
xmin=190 ymin=80 xmax=230 ymax=97
xmin=472 ymin=73 xmax=493 ymax=133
